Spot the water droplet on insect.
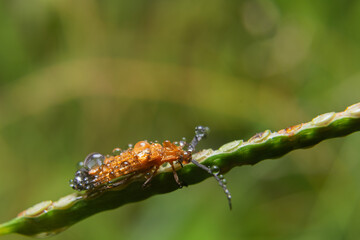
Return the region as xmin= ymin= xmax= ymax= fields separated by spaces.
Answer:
xmin=211 ymin=165 xmax=220 ymax=174
xmin=128 ymin=143 xmax=133 ymax=148
xmin=83 ymin=153 xmax=105 ymax=170
xmin=121 ymin=161 xmax=129 ymax=167
xmin=77 ymin=161 xmax=84 ymax=169
xmin=179 ymin=141 xmax=186 ymax=147
xmin=218 ymin=174 xmax=224 ymax=179
xmin=139 ymin=141 xmax=148 ymax=147
xmin=195 ymin=126 xmax=210 ymax=139
xmin=112 ymin=148 xmax=122 ymax=156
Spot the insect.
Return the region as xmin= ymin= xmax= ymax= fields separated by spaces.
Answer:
xmin=70 ymin=126 xmax=232 ymax=209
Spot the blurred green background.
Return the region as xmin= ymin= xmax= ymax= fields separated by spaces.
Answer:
xmin=1 ymin=0 xmax=360 ymax=239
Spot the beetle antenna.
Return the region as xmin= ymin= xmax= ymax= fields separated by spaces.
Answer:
xmin=191 ymin=159 xmax=232 ymax=210
xmin=188 ymin=126 xmax=232 ymax=210
xmin=188 ymin=126 xmax=210 ymax=152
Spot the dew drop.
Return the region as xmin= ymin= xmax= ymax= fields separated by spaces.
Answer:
xmin=77 ymin=161 xmax=84 ymax=169
xmin=195 ymin=126 xmax=210 ymax=139
xmin=139 ymin=141 xmax=148 ymax=147
xmin=144 ymin=172 xmax=151 ymax=179
xmin=128 ymin=143 xmax=133 ymax=148
xmin=179 ymin=141 xmax=186 ymax=147
xmin=210 ymin=165 xmax=220 ymax=174
xmin=218 ymin=174 xmax=224 ymax=180
xmin=83 ymin=153 xmax=105 ymax=170
xmin=121 ymin=161 xmax=129 ymax=166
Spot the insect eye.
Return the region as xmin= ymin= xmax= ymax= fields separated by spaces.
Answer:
xmin=83 ymin=152 xmax=105 ymax=170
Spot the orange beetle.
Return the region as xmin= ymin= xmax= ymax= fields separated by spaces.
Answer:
xmin=70 ymin=126 xmax=232 ymax=209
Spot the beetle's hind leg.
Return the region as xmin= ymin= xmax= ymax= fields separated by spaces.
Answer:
xmin=142 ymin=166 xmax=159 ymax=188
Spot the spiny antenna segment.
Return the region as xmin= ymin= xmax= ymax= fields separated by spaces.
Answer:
xmin=189 ymin=126 xmax=232 ymax=210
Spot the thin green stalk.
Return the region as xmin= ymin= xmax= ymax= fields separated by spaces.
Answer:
xmin=1 ymin=103 xmax=360 ymax=238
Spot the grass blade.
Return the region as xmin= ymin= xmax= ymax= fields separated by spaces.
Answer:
xmin=0 ymin=103 xmax=359 ymax=238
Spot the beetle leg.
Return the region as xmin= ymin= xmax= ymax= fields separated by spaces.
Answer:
xmin=142 ymin=166 xmax=159 ymax=188
xmin=177 ymin=160 xmax=184 ymax=168
xmin=108 ymin=174 xmax=136 ymax=188
xmin=170 ymin=162 xmax=187 ymax=188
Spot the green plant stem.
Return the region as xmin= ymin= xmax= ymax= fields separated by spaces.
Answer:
xmin=0 ymin=103 xmax=360 ymax=238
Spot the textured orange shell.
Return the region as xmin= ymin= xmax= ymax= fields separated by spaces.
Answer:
xmin=88 ymin=140 xmax=191 ymax=185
